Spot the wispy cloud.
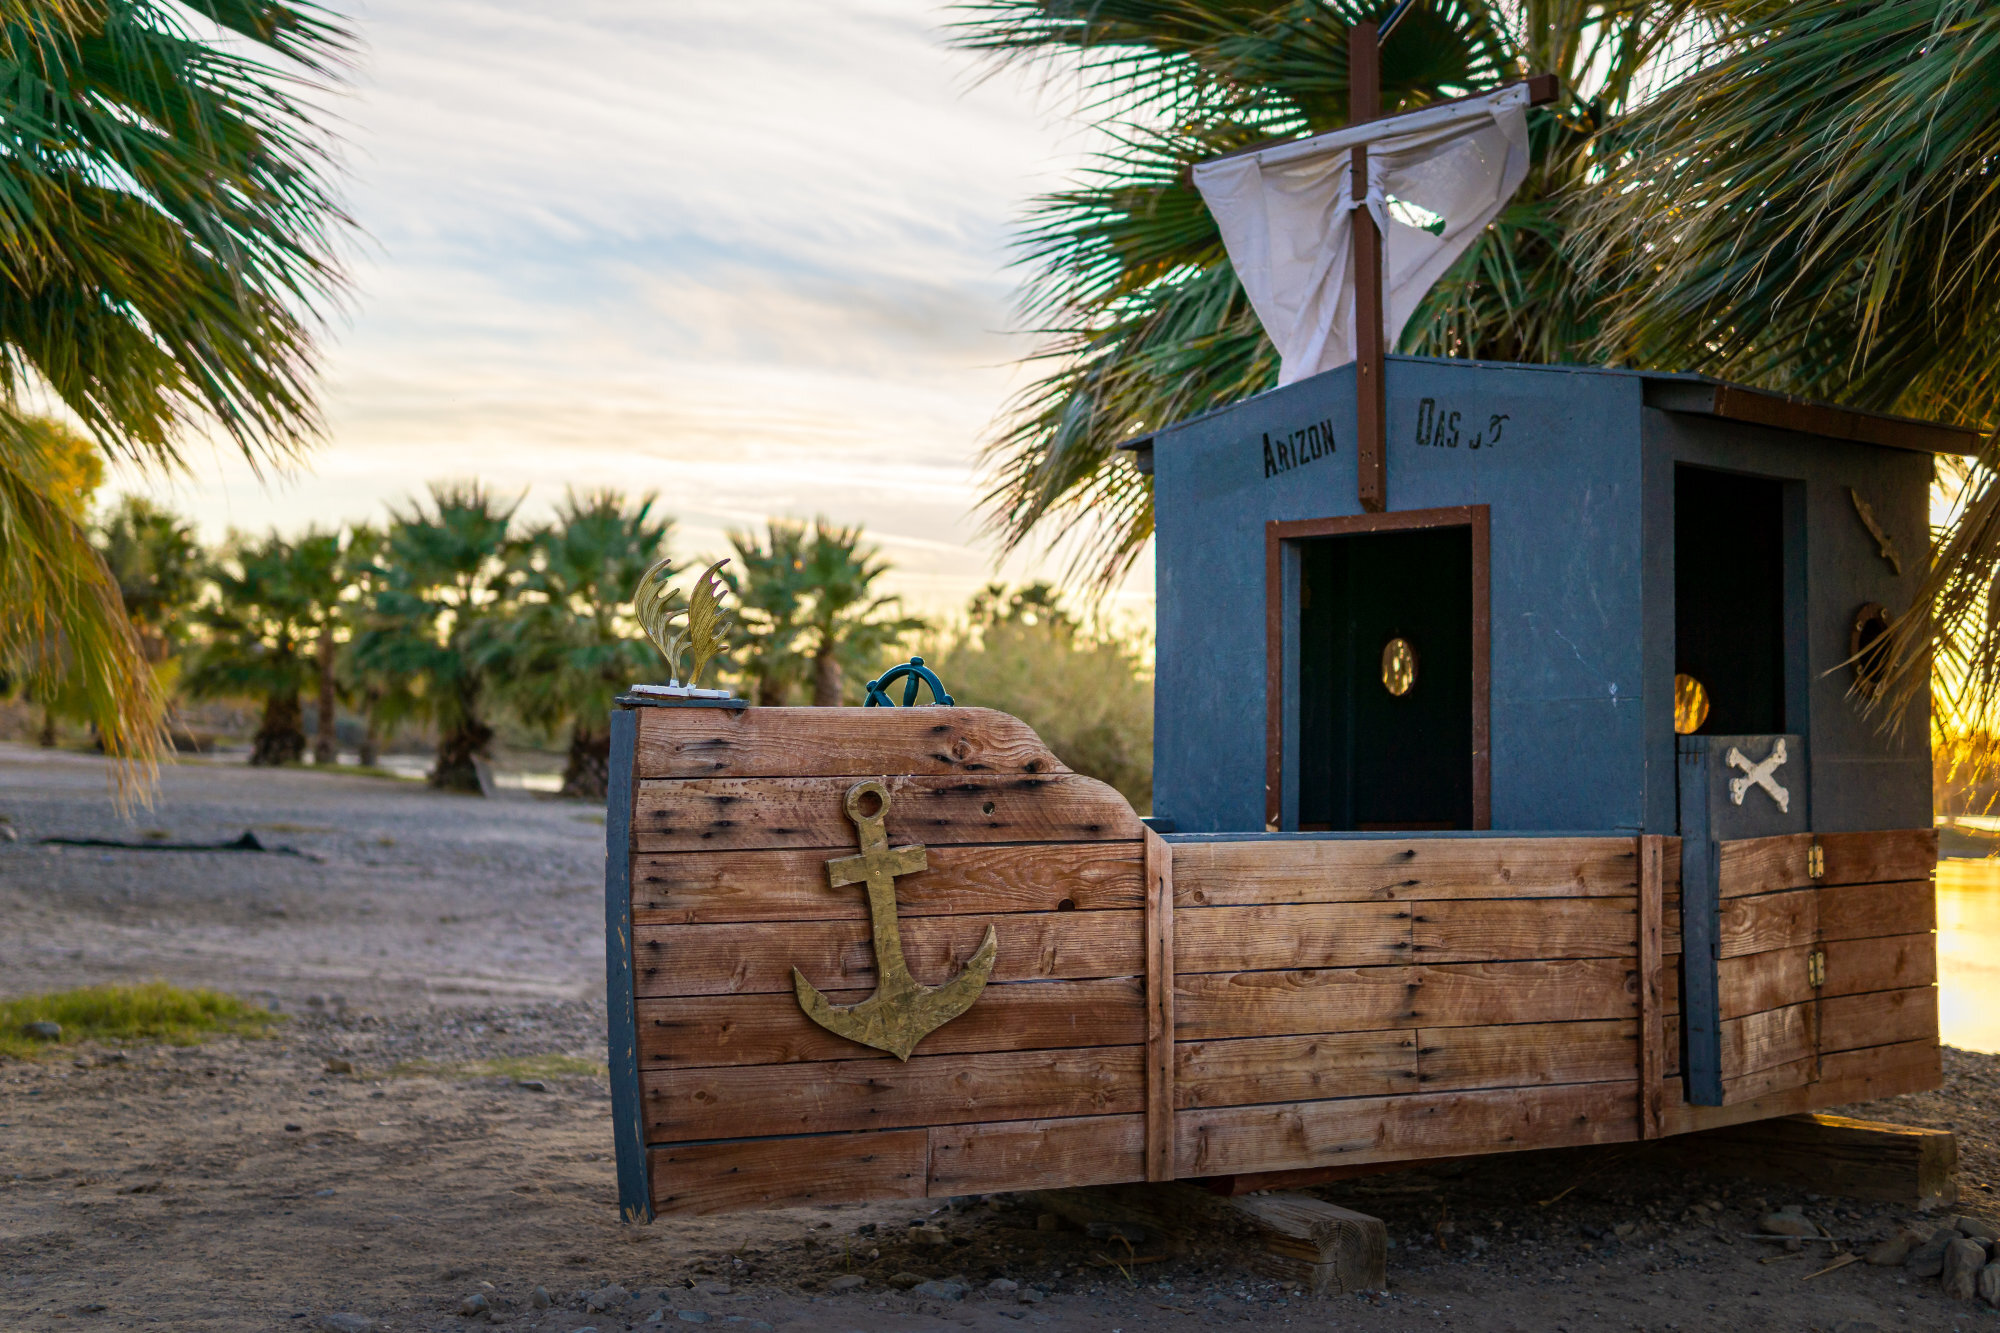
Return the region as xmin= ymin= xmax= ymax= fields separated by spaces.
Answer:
xmin=113 ymin=0 xmax=1152 ymax=616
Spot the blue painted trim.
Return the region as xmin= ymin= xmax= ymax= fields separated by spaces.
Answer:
xmin=1676 ymin=739 xmax=1723 ymax=1106
xmin=1163 ymin=828 xmax=1638 ymax=844
xmin=604 ymin=706 xmax=652 ymax=1222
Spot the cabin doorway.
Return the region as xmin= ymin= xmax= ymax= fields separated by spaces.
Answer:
xmin=1674 ymin=466 xmax=1795 ymax=736
xmin=1268 ymin=508 xmax=1490 ymax=832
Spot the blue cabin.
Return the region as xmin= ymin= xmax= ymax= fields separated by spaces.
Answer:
xmin=1132 ymin=355 xmax=1975 ymax=840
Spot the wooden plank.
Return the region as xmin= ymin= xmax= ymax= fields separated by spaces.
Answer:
xmin=1721 ymin=1001 xmax=1816 ymax=1078
xmin=1176 ymin=1082 xmax=1635 ymax=1178
xmin=1639 ymin=834 xmax=1665 ymax=1139
xmin=634 ymin=909 xmax=1141 ymax=998
xmin=1175 ymin=1031 xmax=1419 ymax=1108
xmin=1175 ymin=958 xmax=1636 ymax=1041
xmin=638 ymin=978 xmax=1145 ymax=1069
xmin=605 ymin=707 xmax=651 ymax=1223
xmin=1667 ymin=1113 xmax=1958 ymax=1207
xmin=649 ymin=1129 xmax=928 ymax=1215
xmin=1171 ymin=837 xmax=1640 ymax=907
xmin=927 ymin=1114 xmax=1144 ymax=1195
xmin=633 ymin=773 xmax=1145 ymax=852
xmin=1416 ymin=1020 xmax=1638 ymax=1092
xmin=1663 ymin=837 xmax=1681 ymax=894
xmin=1144 ymin=827 xmax=1175 ymax=1182
xmin=1718 ymin=888 xmax=1819 ymax=959
xmin=1819 ymin=880 xmax=1936 ymax=942
xmin=632 ymin=842 xmax=1143 ymax=924
xmin=1719 ymin=945 xmax=1818 ymax=1017
xmin=1720 ymin=829 xmax=1937 ymax=898
xmin=1824 ymin=932 xmax=1937 ymax=999
xmin=1820 ymin=985 xmax=1939 ymax=1054
xmin=634 ymin=704 xmax=1067 ymax=780
xmin=1411 ymin=897 xmax=1636 ymax=961
xmin=1722 ymin=1056 xmax=1818 ymax=1106
xmin=642 ymin=1045 xmax=1143 ymax=1142
xmin=1176 ymin=901 xmax=1412 ymax=972
xmin=1661 ymin=1038 xmax=1942 ymax=1137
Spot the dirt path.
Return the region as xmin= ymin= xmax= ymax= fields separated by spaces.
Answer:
xmin=1 ymin=748 xmax=1993 ymax=1332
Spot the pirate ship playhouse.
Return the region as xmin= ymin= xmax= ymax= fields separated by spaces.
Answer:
xmin=602 ymin=67 xmax=1961 ymax=1223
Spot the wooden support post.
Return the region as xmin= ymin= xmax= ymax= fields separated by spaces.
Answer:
xmin=1143 ymin=827 xmax=1176 ymax=1181
xmin=1638 ymin=834 xmax=1666 ymax=1138
xmin=1028 ymin=1184 xmax=1387 ymax=1296
xmin=1676 ymin=740 xmax=1723 ymax=1105
xmin=604 ymin=706 xmax=652 ymax=1222
xmin=1350 ymin=20 xmax=1387 ymax=513
xmin=1667 ymin=1113 xmax=1958 ymax=1208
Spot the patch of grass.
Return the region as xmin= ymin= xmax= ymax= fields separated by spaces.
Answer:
xmin=386 ymin=1053 xmax=604 ymax=1082
xmin=0 ymin=982 xmax=280 ymax=1059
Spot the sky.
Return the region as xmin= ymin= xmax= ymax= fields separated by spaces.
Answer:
xmin=111 ymin=0 xmax=1150 ymax=621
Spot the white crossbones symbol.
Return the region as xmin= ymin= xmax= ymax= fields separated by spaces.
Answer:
xmin=1726 ymin=738 xmax=1790 ymax=813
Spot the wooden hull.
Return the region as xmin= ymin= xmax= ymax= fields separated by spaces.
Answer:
xmin=605 ymin=705 xmax=1940 ymax=1219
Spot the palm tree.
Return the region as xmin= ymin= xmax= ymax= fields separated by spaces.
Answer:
xmin=491 ymin=490 xmax=673 ymax=798
xmin=0 ymin=0 xmax=350 ymax=793
xmin=952 ymin=0 xmax=1756 ymax=594
xmin=725 ymin=519 xmax=924 ymax=705
xmin=351 ymin=484 xmax=522 ymax=794
xmin=183 ymin=530 xmax=341 ymax=766
xmin=724 ymin=520 xmax=815 ymax=706
xmin=1575 ymin=0 xmax=2000 ymax=723
xmin=95 ymin=496 xmax=206 ymax=667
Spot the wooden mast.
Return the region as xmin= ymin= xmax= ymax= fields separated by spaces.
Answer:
xmin=1350 ymin=21 xmax=1387 ymax=513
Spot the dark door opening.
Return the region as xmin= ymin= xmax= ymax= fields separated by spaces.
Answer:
xmin=1675 ymin=467 xmax=1786 ymax=735
xmin=1297 ymin=526 xmax=1474 ymax=830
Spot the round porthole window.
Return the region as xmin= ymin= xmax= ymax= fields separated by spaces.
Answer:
xmin=1850 ymin=602 xmax=1892 ymax=700
xmin=1381 ymin=637 xmax=1417 ymax=697
xmin=1673 ymin=673 xmax=1710 ymax=735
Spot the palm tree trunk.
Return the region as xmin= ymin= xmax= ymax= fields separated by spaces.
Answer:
xmin=358 ymin=690 xmax=381 ymax=766
xmin=313 ymin=626 xmax=338 ymax=765
xmin=812 ymin=641 xmax=842 ymax=707
xmin=251 ymin=692 xmax=306 ymax=766
xmin=561 ymin=722 xmax=610 ymax=800
xmin=431 ymin=717 xmax=494 ymax=794
xmin=37 ymin=708 xmax=55 ymax=747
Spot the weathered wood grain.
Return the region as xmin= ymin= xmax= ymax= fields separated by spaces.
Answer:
xmin=637 ymin=978 xmax=1145 ymax=1069
xmin=649 ymin=1129 xmax=927 ymax=1215
xmin=632 ymin=843 xmax=1143 ymax=924
xmin=1824 ymin=933 xmax=1937 ymax=999
xmin=1667 ymin=1113 xmax=1958 ymax=1207
xmin=1175 ymin=902 xmax=1412 ymax=973
xmin=1174 ymin=958 xmax=1637 ymax=1042
xmin=634 ymin=909 xmax=1141 ymax=997
xmin=642 ymin=1045 xmax=1142 ymax=1142
xmin=1661 ymin=1038 xmax=1941 ymax=1137
xmin=1721 ymin=1056 xmax=1818 ymax=1106
xmin=1639 ymin=835 xmax=1666 ymax=1139
xmin=633 ymin=773 xmax=1145 ymax=852
xmin=1144 ymin=828 xmax=1175 ymax=1182
xmin=1170 ymin=837 xmax=1640 ymax=907
xmin=1175 ymin=1031 xmax=1420 ymax=1108
xmin=927 ymin=1114 xmax=1145 ymax=1195
xmin=1821 ymin=985 xmax=1939 ymax=1054
xmin=635 ymin=705 xmax=1067 ymax=780
xmin=1410 ymin=897 xmax=1636 ymax=961
xmin=1176 ymin=1082 xmax=1636 ymax=1178
xmin=1718 ymin=889 xmax=1819 ymax=960
xmin=1721 ymin=1002 xmax=1816 ymax=1078
xmin=1719 ymin=829 xmax=1937 ymax=898
xmin=1819 ymin=881 xmax=1936 ymax=943
xmin=1718 ymin=945 xmax=1817 ymax=1018
xmin=1416 ymin=1020 xmax=1638 ymax=1092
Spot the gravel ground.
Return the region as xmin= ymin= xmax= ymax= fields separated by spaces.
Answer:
xmin=2 ymin=745 xmax=1996 ymax=1332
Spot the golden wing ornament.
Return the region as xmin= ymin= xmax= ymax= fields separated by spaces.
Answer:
xmin=633 ymin=554 xmax=689 ymax=682
xmin=683 ymin=559 xmax=733 ymax=689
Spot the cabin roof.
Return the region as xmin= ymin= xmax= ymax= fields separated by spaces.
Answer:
xmin=1118 ymin=360 xmax=1984 ymax=463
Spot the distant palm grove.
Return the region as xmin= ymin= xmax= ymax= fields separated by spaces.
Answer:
xmin=6 ymin=456 xmax=1152 ymax=808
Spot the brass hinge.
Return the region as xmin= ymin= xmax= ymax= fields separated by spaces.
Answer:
xmin=1807 ymin=947 xmax=1827 ymax=988
xmin=1807 ymin=841 xmax=1825 ymax=879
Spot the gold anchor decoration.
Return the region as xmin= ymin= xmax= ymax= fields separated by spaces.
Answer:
xmin=792 ymin=780 xmax=998 ymax=1060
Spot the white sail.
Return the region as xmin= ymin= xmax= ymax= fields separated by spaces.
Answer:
xmin=1192 ymin=83 xmax=1533 ymax=386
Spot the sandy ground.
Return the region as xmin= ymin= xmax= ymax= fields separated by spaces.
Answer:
xmin=2 ymin=744 xmax=1997 ymax=1333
